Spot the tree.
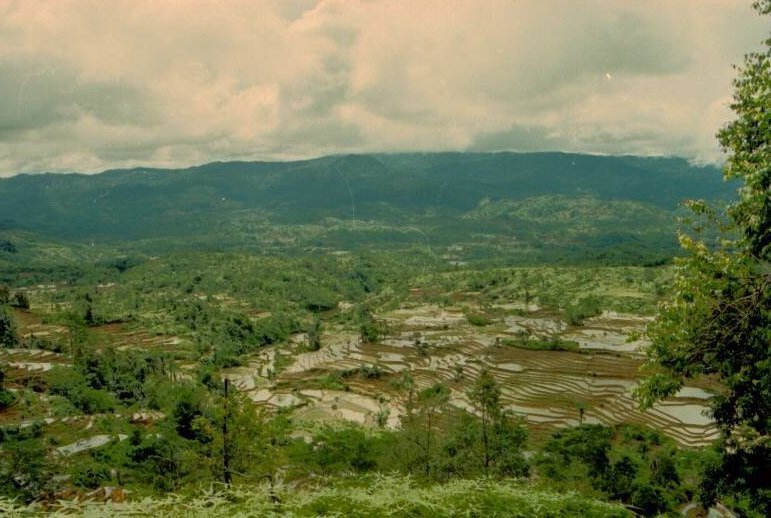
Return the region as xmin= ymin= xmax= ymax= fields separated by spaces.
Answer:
xmin=11 ymin=292 xmax=29 ymax=310
xmin=306 ymin=316 xmax=322 ymax=351
xmin=469 ymin=370 xmax=501 ymax=471
xmin=468 ymin=370 xmax=528 ymax=477
xmin=636 ymin=3 xmax=771 ymax=514
xmin=0 ymin=423 xmax=54 ymax=502
xmin=0 ymin=364 xmax=15 ymax=409
xmin=400 ymin=382 xmax=450 ymax=478
xmin=357 ymin=306 xmax=382 ymax=344
xmin=0 ymin=308 xmax=18 ymax=348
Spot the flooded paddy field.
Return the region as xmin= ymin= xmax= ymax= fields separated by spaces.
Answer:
xmin=2 ymin=268 xmax=716 ymax=450
xmin=223 ymin=303 xmax=717 ymax=447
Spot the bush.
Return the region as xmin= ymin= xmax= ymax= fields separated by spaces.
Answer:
xmin=72 ymin=464 xmax=111 ymax=489
xmin=0 ymin=389 xmax=15 ymax=409
xmin=359 ymin=364 xmax=383 ymax=379
xmin=565 ymin=295 xmax=603 ymax=326
xmin=46 ymin=366 xmax=117 ymax=414
xmin=502 ymin=337 xmax=579 ymax=351
xmin=359 ymin=320 xmax=381 ymax=343
xmin=467 ymin=313 xmax=492 ymax=326
xmin=539 ymin=425 xmax=613 ymax=481
xmin=630 ymin=483 xmax=669 ymax=516
xmin=171 ymin=385 xmax=205 ymax=440
xmin=0 ymin=308 xmax=18 ymax=348
xmin=72 ymin=387 xmax=117 ymax=414
xmin=11 ymin=291 xmax=29 ymax=309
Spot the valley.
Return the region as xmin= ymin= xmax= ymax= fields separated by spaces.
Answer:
xmin=0 ymin=153 xmax=735 ymax=515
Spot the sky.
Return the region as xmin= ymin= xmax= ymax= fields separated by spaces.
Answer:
xmin=0 ymin=0 xmax=767 ymax=177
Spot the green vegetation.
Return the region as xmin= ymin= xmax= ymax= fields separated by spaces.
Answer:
xmin=0 ymin=475 xmax=633 ymax=517
xmin=502 ymin=337 xmax=580 ymax=352
xmin=0 ymin=149 xmax=760 ymax=515
xmin=535 ymin=424 xmax=704 ymax=515
xmin=564 ymin=295 xmax=603 ymax=326
xmin=637 ymin=3 xmax=771 ymax=516
xmin=0 ymin=308 xmax=18 ymax=348
xmin=0 ymin=231 xmax=717 ymax=516
xmin=0 ymin=266 xmax=705 ymax=516
xmin=0 ymin=152 xmax=732 ymax=268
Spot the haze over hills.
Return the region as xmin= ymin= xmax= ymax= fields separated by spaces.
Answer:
xmin=0 ymin=152 xmax=733 ymax=265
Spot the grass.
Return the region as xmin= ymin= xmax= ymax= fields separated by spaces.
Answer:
xmin=0 ymin=474 xmax=633 ymax=517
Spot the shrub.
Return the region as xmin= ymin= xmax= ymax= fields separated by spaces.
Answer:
xmin=11 ymin=291 xmax=29 ymax=309
xmin=0 ymin=308 xmax=18 ymax=348
xmin=502 ymin=337 xmax=579 ymax=351
xmin=72 ymin=464 xmax=111 ymax=489
xmin=565 ymin=295 xmax=603 ymax=326
xmin=359 ymin=364 xmax=383 ymax=379
xmin=0 ymin=389 xmax=15 ymax=409
xmin=72 ymin=387 xmax=117 ymax=414
xmin=467 ymin=313 xmax=492 ymax=326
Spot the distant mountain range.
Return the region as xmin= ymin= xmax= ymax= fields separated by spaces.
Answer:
xmin=0 ymin=152 xmax=734 ymax=265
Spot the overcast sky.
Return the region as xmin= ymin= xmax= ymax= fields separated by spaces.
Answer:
xmin=0 ymin=0 xmax=767 ymax=176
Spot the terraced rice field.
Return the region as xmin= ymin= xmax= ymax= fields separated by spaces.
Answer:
xmin=5 ymin=300 xmax=718 ymax=447
xmin=229 ymin=304 xmax=718 ymax=447
xmin=90 ymin=323 xmax=185 ymax=352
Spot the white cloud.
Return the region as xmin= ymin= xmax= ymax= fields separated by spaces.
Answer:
xmin=0 ymin=0 xmax=767 ymax=176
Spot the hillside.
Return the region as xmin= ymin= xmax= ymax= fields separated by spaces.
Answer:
xmin=0 ymin=153 xmax=732 ymax=265
xmin=0 ymin=153 xmax=733 ymax=515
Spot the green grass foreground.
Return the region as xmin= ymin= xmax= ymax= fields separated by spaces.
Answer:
xmin=0 ymin=475 xmax=632 ymax=517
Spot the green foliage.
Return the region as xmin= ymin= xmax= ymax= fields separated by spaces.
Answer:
xmin=0 ymin=153 xmax=734 ymax=266
xmin=501 ymin=337 xmax=580 ymax=352
xmin=564 ymin=295 xmax=603 ymax=326
xmin=306 ymin=316 xmax=322 ymax=351
xmin=439 ymin=410 xmax=529 ymax=482
xmin=637 ymin=4 xmax=771 ymax=513
xmin=46 ymin=366 xmax=117 ymax=414
xmin=71 ymin=463 xmax=111 ymax=489
xmin=399 ymin=383 xmax=451 ymax=478
xmin=300 ymin=286 xmax=338 ymax=313
xmin=296 ymin=475 xmax=631 ymax=518
xmin=46 ymin=345 xmax=169 ymax=413
xmin=357 ymin=307 xmax=383 ymax=344
xmin=0 ymin=154 xmax=738 ymax=512
xmin=125 ymin=432 xmax=190 ymax=491
xmin=188 ymin=308 xmax=301 ymax=368
xmin=155 ymin=380 xmax=273 ymax=486
xmin=0 ymin=366 xmax=14 ymax=408
xmin=0 ymin=240 xmax=16 ymax=254
xmin=358 ymin=364 xmax=383 ymax=379
xmin=0 ymin=474 xmax=633 ymax=517
xmin=536 ymin=424 xmax=686 ymax=516
xmin=540 ymin=425 xmax=613 ymax=483
xmin=171 ymin=384 xmax=206 ymax=440
xmin=0 ymin=308 xmax=18 ymax=348
xmin=0 ymin=424 xmax=54 ymax=503
xmin=466 ymin=312 xmax=492 ymax=326
xmin=629 ymin=483 xmax=669 ymax=516
xmin=287 ymin=383 xmax=528 ymax=484
xmin=11 ymin=291 xmax=29 ymax=309
xmin=303 ymin=426 xmax=382 ymax=474
xmin=0 ymin=389 xmax=14 ymax=410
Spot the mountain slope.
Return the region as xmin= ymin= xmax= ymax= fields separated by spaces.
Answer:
xmin=0 ymin=152 xmax=733 ymax=263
